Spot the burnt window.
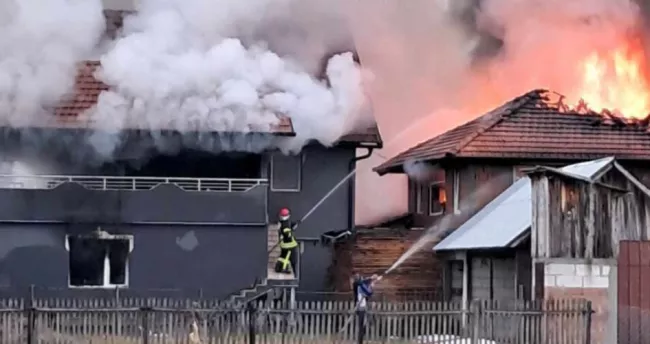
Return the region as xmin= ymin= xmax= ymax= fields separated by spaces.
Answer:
xmin=67 ymin=234 xmax=132 ymax=288
xmin=453 ymin=170 xmax=461 ymax=214
xmin=270 ymin=152 xmax=302 ymax=192
xmin=429 ymin=182 xmax=446 ymax=216
xmin=113 ymin=150 xmax=263 ymax=179
xmin=410 ymin=169 xmax=446 ymax=216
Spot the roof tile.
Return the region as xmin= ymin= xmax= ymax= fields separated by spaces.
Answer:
xmin=375 ymin=89 xmax=650 ymax=174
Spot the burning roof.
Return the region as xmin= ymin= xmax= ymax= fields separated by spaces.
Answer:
xmin=374 ymin=89 xmax=650 ymax=175
xmin=19 ymin=60 xmax=381 ymax=146
xmin=49 ymin=61 xmax=295 ymax=135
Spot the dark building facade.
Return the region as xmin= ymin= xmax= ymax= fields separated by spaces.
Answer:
xmin=0 ymin=61 xmax=383 ymax=299
xmin=0 ymin=139 xmax=380 ymax=299
xmin=343 ymin=89 xmax=650 ymax=300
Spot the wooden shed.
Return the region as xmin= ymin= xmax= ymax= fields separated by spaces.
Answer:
xmin=528 ymin=157 xmax=650 ymax=260
xmin=527 ymin=157 xmax=650 ymax=344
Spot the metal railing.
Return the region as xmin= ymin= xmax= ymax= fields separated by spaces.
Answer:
xmin=0 ymin=175 xmax=267 ymax=192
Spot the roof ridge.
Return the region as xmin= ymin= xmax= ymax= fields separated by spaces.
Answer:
xmin=449 ymin=89 xmax=546 ymax=156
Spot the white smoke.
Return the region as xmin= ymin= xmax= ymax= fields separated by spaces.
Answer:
xmin=0 ymin=0 xmax=104 ymax=126
xmin=403 ymin=159 xmax=440 ymax=183
xmin=91 ymin=0 xmax=368 ymax=156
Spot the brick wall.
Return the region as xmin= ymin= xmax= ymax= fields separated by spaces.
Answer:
xmin=543 ymin=262 xmax=613 ymax=344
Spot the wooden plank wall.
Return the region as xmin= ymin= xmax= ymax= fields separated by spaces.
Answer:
xmin=530 ymin=169 xmax=650 ymax=259
xmin=331 ymin=228 xmax=443 ymax=300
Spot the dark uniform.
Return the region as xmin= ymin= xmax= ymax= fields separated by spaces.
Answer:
xmin=275 ymin=208 xmax=298 ymax=274
xmin=352 ymin=274 xmax=375 ymax=306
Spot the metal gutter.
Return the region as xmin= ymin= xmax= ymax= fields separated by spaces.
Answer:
xmin=348 ymin=148 xmax=374 ymax=229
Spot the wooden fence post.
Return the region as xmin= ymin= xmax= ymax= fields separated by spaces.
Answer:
xmin=584 ymin=300 xmax=592 ymax=344
xmin=247 ymin=302 xmax=256 ymax=344
xmin=26 ymin=285 xmax=35 ymax=344
xmin=356 ymin=307 xmax=366 ymax=344
xmin=141 ymin=307 xmax=151 ymax=344
xmin=470 ymin=300 xmax=482 ymax=344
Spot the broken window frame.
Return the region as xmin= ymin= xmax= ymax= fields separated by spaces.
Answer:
xmin=453 ymin=170 xmax=461 ymax=214
xmin=429 ymin=181 xmax=446 ymax=216
xmin=414 ymin=182 xmax=424 ymax=214
xmin=65 ymin=233 xmax=134 ymax=289
xmin=270 ymin=152 xmax=303 ymax=192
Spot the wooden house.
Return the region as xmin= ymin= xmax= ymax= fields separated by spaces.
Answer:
xmin=343 ymin=89 xmax=650 ymax=302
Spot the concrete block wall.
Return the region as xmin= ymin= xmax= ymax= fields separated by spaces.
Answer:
xmin=544 ymin=262 xmax=610 ymax=289
xmin=543 ymin=261 xmax=614 ymax=344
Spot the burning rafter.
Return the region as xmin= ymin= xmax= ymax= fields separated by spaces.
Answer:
xmin=539 ymin=90 xmax=650 ymax=129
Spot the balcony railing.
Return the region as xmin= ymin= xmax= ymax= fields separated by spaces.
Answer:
xmin=0 ymin=175 xmax=267 ymax=192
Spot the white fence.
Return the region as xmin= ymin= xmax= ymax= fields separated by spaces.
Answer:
xmin=0 ymin=175 xmax=267 ymax=192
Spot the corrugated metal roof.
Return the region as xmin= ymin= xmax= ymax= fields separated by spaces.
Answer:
xmin=558 ymin=157 xmax=614 ymax=180
xmin=433 ymin=177 xmax=532 ymax=251
xmin=433 ymin=158 xmax=614 ymax=251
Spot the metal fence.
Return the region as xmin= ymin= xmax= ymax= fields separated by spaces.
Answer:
xmin=0 ymin=297 xmax=592 ymax=344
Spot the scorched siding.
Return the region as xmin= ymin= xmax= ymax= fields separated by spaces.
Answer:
xmin=0 ymin=224 xmax=267 ymax=298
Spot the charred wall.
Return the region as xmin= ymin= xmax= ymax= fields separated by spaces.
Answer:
xmin=408 ymin=161 xmax=515 ymax=229
xmin=0 ymin=223 xmax=267 ymax=298
xmin=0 ymin=136 xmax=359 ymax=294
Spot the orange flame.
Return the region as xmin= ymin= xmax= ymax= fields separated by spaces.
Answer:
xmin=577 ymin=38 xmax=650 ymax=119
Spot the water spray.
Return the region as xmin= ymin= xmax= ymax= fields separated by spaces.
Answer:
xmin=335 ymin=179 xmax=509 ymax=334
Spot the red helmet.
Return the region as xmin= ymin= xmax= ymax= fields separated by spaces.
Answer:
xmin=279 ymin=208 xmax=291 ymax=221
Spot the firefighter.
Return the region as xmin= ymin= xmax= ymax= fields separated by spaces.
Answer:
xmin=352 ymin=274 xmax=381 ymax=308
xmin=274 ymin=208 xmax=298 ymax=274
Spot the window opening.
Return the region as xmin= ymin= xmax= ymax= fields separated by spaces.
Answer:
xmin=66 ymin=228 xmax=133 ymax=288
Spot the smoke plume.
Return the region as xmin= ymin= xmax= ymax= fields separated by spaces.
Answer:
xmin=0 ymin=0 xmax=104 ymax=126
xmin=352 ymin=0 xmax=645 ymax=225
xmin=91 ymin=0 xmax=369 ymax=157
xmin=0 ymin=0 xmax=371 ymax=162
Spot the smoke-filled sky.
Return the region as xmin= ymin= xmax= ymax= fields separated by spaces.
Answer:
xmin=95 ymin=0 xmax=373 ymax=155
xmin=0 ymin=0 xmax=648 ymax=223
xmin=0 ymin=0 xmax=373 ymax=158
xmin=0 ymin=0 xmax=104 ymax=126
xmin=352 ymin=0 xmax=648 ymax=224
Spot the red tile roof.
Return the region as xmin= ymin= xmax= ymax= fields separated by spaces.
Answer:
xmin=375 ymin=89 xmax=650 ymax=175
